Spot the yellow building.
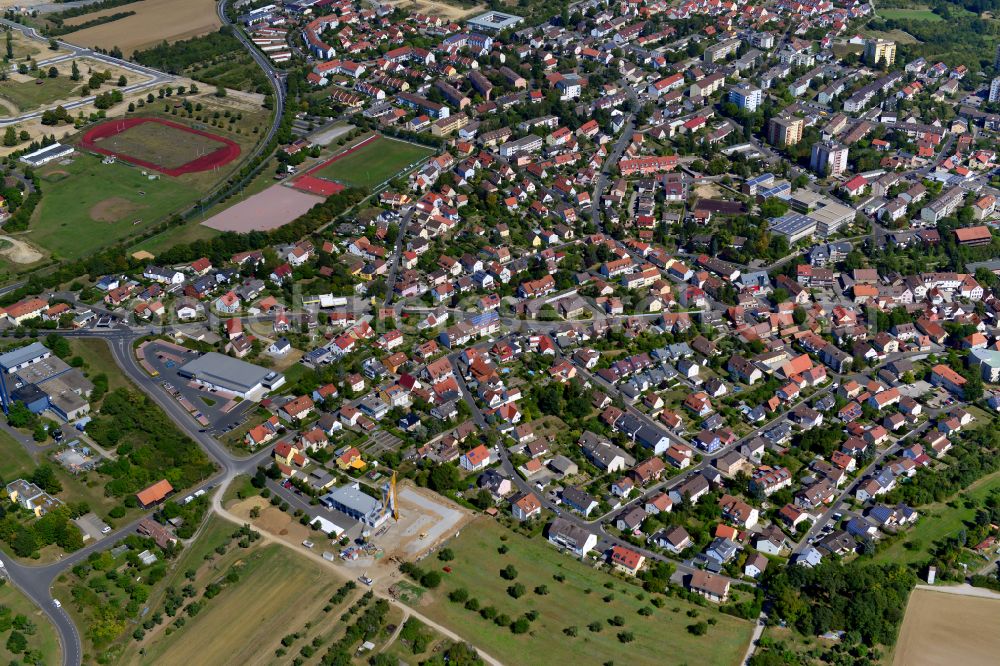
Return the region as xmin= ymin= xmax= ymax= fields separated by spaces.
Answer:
xmin=767 ymin=116 xmax=804 ymax=147
xmin=864 ymin=39 xmax=896 ymax=67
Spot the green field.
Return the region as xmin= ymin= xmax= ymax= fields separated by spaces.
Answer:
xmin=0 ymin=76 xmax=80 ymax=112
xmin=0 ymin=580 xmax=62 ymax=665
xmin=878 ymin=7 xmax=943 ymax=21
xmin=316 ymin=137 xmax=433 ymax=189
xmin=876 ymin=467 xmax=1000 ymax=564
xmin=407 ymin=519 xmax=754 ymax=666
xmin=0 ymin=426 xmax=35 ymax=481
xmin=31 ymin=153 xmax=198 ymax=260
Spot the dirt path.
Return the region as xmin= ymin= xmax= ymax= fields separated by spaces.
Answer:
xmin=210 ymin=479 xmax=505 ymax=666
xmin=380 ymin=608 xmax=410 ymax=654
xmin=913 ymin=583 xmax=1000 ymax=600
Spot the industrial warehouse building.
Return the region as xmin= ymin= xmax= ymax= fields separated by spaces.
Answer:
xmin=320 ymin=483 xmax=388 ymax=528
xmin=177 ymin=352 xmax=285 ymax=400
xmin=0 ymin=343 xmax=93 ymax=421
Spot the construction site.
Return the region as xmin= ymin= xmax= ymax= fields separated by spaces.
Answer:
xmin=227 ymin=478 xmax=474 ymax=591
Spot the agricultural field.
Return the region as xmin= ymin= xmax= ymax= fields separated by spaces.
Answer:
xmin=0 ymin=580 xmax=61 ymax=665
xmin=404 ymin=518 xmax=754 ymax=666
xmin=893 ymin=588 xmax=1000 ymax=665
xmin=314 ymin=136 xmax=434 ymax=190
xmin=30 ymin=153 xmax=198 ymax=261
xmin=123 ymin=533 xmax=347 ymax=665
xmin=57 ymin=0 xmax=221 ymax=56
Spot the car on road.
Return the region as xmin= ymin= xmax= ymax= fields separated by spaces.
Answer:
xmin=101 ymin=526 xmax=111 ymax=535
xmin=52 ymin=599 xmax=61 ymax=608
xmin=0 ymin=559 xmax=4 ymax=568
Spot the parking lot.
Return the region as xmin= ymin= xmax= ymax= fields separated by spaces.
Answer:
xmin=73 ymin=512 xmax=111 ymax=542
xmin=141 ymin=341 xmax=255 ymax=432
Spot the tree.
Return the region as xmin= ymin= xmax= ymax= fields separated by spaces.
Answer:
xmin=510 ymin=617 xmax=530 ymax=633
xmin=47 ymin=66 xmax=57 ymax=78
xmin=688 ymin=622 xmax=708 ymax=635
xmin=507 ymin=583 xmax=525 ymax=599
xmin=420 ymin=570 xmax=442 ymax=588
xmin=48 ymin=38 xmax=57 ymax=51
xmin=427 ymin=464 xmax=459 ymax=492
xmin=3 ymin=126 xmax=16 ymax=147
xmin=6 ymin=630 xmax=26 ymax=653
xmin=5 ymin=32 xmax=12 ymax=60
xmin=500 ymin=564 xmax=518 ymax=580
xmin=7 ymin=401 xmax=37 ymax=428
xmin=215 ymin=84 xmax=226 ymax=98
xmin=70 ymin=60 xmax=79 ymax=81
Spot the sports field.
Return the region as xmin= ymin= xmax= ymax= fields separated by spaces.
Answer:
xmin=313 ymin=136 xmax=433 ymax=189
xmin=408 ymin=519 xmax=754 ymax=666
xmin=201 ymin=184 xmax=324 ymax=232
xmin=92 ymin=120 xmax=228 ymax=170
xmin=81 ymin=118 xmax=241 ymax=176
xmin=31 ymin=153 xmax=197 ymax=260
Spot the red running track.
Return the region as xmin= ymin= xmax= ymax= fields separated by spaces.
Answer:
xmin=79 ymin=117 xmax=241 ymax=177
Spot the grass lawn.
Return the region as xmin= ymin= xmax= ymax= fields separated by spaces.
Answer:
xmin=383 ymin=615 xmax=450 ymax=664
xmin=878 ymin=6 xmax=943 ymax=20
xmin=0 ymin=427 xmax=36 ymax=480
xmin=68 ymin=338 xmax=132 ymax=395
xmin=407 ymin=518 xmax=754 ymax=666
xmin=316 ymin=137 xmax=433 ymax=189
xmin=128 ymin=538 xmax=345 ymax=665
xmin=30 ymin=154 xmax=198 ymax=261
xmin=875 ymin=466 xmax=1000 ymax=565
xmin=94 ymin=121 xmax=228 ymax=171
xmin=0 ymin=580 xmax=61 ymax=665
xmin=0 ymin=76 xmax=80 ymax=112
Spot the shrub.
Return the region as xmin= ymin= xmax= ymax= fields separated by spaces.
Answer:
xmin=420 ymin=571 xmax=442 ymax=589
xmin=510 ymin=617 xmax=530 ymax=634
xmin=687 ymin=622 xmax=708 ymax=636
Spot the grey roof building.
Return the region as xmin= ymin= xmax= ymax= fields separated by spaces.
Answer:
xmin=320 ymin=483 xmax=387 ymax=527
xmin=178 ymin=352 xmax=285 ymax=400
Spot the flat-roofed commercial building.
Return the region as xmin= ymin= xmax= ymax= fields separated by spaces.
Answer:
xmin=178 ymin=352 xmax=285 ymax=400
xmin=769 ymin=212 xmax=817 ymax=244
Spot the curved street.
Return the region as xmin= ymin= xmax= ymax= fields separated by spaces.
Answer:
xmin=0 ymin=1 xmax=287 ymax=659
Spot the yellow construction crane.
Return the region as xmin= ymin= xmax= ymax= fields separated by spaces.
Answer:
xmin=381 ymin=471 xmax=400 ymax=521
xmin=390 ymin=471 xmax=399 ymax=520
